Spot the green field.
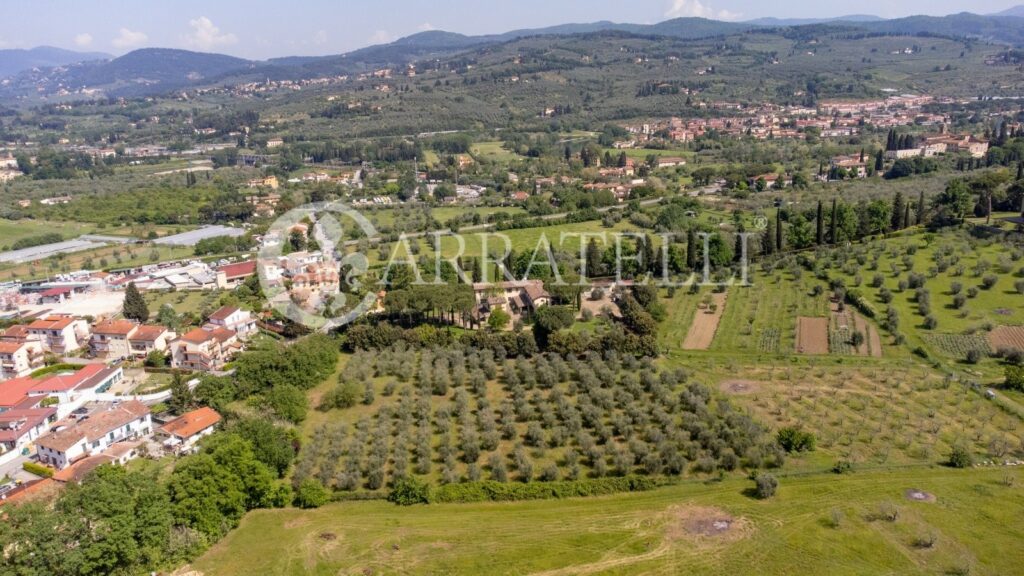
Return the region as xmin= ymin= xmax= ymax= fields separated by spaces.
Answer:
xmin=0 ymin=218 xmax=95 ymax=249
xmin=471 ymin=141 xmax=520 ymax=163
xmin=194 ymin=467 xmax=1023 ymax=576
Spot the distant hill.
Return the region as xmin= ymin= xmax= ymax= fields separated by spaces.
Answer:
xmin=746 ymin=15 xmax=884 ymax=26
xmin=994 ymin=5 xmax=1024 ymax=17
xmin=0 ymin=46 xmax=110 ymax=78
xmin=856 ymin=12 xmax=1024 ymax=45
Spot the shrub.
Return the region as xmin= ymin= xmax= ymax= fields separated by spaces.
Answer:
xmin=948 ymin=445 xmax=973 ymax=468
xmin=965 ymin=349 xmax=982 ymax=364
xmin=996 ymin=347 xmax=1024 ymax=366
xmin=294 ymin=478 xmax=330 ymax=508
xmin=831 ymin=460 xmax=853 ymax=474
xmin=980 ymin=275 xmax=998 ymax=290
xmin=23 ymin=461 xmax=54 ymax=478
xmin=923 ymin=315 xmax=938 ymax=330
xmin=388 ymin=476 xmax=431 ymax=506
xmin=754 ymin=473 xmax=778 ymax=499
xmin=1005 ymin=365 xmax=1024 ymax=391
xmin=777 ymin=427 xmax=816 ymax=453
xmin=429 ymin=476 xmax=658 ymax=504
xmin=952 ymin=294 xmax=967 ymax=309
xmin=967 ymin=287 xmax=979 ymax=299
xmin=1016 ymin=280 xmax=1024 ymax=295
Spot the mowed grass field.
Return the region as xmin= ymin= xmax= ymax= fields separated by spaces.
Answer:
xmin=470 ymin=141 xmax=520 ymax=162
xmin=0 ymin=218 xmax=95 ymax=249
xmin=193 ymin=467 xmax=1023 ymax=576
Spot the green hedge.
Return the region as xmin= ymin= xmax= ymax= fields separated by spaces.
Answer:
xmin=23 ymin=461 xmax=54 ymax=478
xmin=29 ymin=363 xmax=82 ymax=378
xmin=428 ymin=476 xmax=659 ymax=504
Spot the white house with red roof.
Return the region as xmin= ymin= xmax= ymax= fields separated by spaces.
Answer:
xmin=158 ymin=406 xmax=221 ymax=453
xmin=35 ymin=400 xmax=151 ymax=470
xmin=205 ymin=306 xmax=256 ymax=338
xmin=0 ymin=406 xmax=58 ymax=466
xmin=0 ymin=340 xmax=44 ymax=380
xmin=216 ymin=260 xmax=257 ymax=289
xmin=128 ymin=325 xmax=174 ymax=358
xmin=26 ymin=364 xmax=124 ymax=417
xmin=90 ymin=319 xmax=139 ymax=359
xmin=169 ymin=326 xmax=241 ymax=372
xmin=26 ymin=315 xmax=90 ymax=355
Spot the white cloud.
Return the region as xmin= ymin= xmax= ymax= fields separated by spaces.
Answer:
xmin=665 ymin=0 xmax=741 ymax=20
xmin=369 ymin=30 xmax=392 ymax=44
xmin=184 ymin=16 xmax=238 ymax=51
xmin=112 ymin=27 xmax=148 ymax=49
xmin=74 ymin=33 xmax=94 ymax=47
xmin=312 ymin=30 xmax=328 ymax=45
xmin=417 ymin=22 xmax=436 ymax=32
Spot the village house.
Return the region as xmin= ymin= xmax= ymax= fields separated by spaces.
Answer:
xmin=158 ymin=406 xmax=222 ymax=454
xmin=128 ymin=325 xmax=174 ymax=358
xmin=472 ymin=280 xmax=551 ymax=324
xmin=25 ymin=315 xmax=90 ymax=355
xmin=0 ymin=340 xmax=45 ymax=380
xmin=90 ymin=319 xmax=140 ymax=359
xmin=0 ymin=406 xmax=58 ymax=465
xmin=35 ymin=400 xmax=151 ymax=470
xmin=169 ymin=326 xmax=241 ymax=372
xmin=205 ymin=306 xmax=257 ymax=338
xmin=656 ymin=157 xmax=687 ymax=169
xmin=0 ymin=377 xmax=41 ymax=412
xmin=830 ymin=155 xmax=869 ymax=179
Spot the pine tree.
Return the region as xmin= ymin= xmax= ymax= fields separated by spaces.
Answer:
xmin=815 ymin=200 xmax=824 ymax=245
xmin=916 ymin=190 xmax=926 ymax=225
xmin=122 ymin=282 xmax=149 ymax=322
xmin=830 ymin=199 xmax=838 ymax=244
xmin=891 ymin=191 xmax=904 ymax=231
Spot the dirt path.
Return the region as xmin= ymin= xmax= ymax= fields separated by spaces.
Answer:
xmin=682 ymin=292 xmax=727 ymax=350
xmin=853 ymin=314 xmax=883 ymax=357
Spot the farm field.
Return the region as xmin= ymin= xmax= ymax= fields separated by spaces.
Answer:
xmin=471 ymin=140 xmax=520 ymax=162
xmin=193 ymin=466 xmax=1024 ymax=576
xmin=0 ymin=242 xmax=194 ymax=282
xmin=682 ymin=292 xmax=727 ymax=350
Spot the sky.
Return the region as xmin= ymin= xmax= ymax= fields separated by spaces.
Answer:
xmin=1 ymin=0 xmax=1020 ymax=60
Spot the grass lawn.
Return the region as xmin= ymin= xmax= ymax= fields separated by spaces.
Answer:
xmin=144 ymin=290 xmax=226 ymax=319
xmin=0 ymin=218 xmax=96 ymax=249
xmin=470 ymin=141 xmax=520 ymax=163
xmin=193 ymin=466 xmax=1024 ymax=576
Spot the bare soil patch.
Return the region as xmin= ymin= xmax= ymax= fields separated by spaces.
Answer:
xmin=989 ymin=326 xmax=1024 ymax=352
xmin=852 ymin=313 xmax=883 ymax=358
xmin=318 ymin=532 xmax=337 ymax=541
xmin=905 ymin=489 xmax=937 ymax=503
xmin=666 ymin=505 xmax=751 ymax=543
xmin=719 ymin=380 xmax=762 ymax=395
xmin=682 ymin=292 xmax=727 ymax=350
xmin=796 ymin=317 xmax=830 ymax=355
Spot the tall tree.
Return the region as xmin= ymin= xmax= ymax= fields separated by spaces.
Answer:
xmin=916 ymin=190 xmax=926 ymax=225
xmin=122 ymin=282 xmax=149 ymax=322
xmin=891 ymin=191 xmax=905 ymax=231
xmin=775 ymin=210 xmax=783 ymax=252
xmin=686 ymin=227 xmax=698 ymax=269
xmin=830 ymin=198 xmax=839 ymax=244
xmin=874 ymin=149 xmax=884 ymax=172
xmin=815 ymin=200 xmax=824 ymax=245
xmin=763 ymin=216 xmax=775 ymax=256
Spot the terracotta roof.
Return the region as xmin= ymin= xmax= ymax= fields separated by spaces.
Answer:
xmin=180 ymin=327 xmax=216 ymax=344
xmin=92 ymin=319 xmax=138 ymax=336
xmin=1 ymin=325 xmax=30 ymax=340
xmin=0 ymin=341 xmax=30 ymax=354
xmin=52 ymin=454 xmax=115 ymax=483
xmin=217 ymin=260 xmax=256 ymax=279
xmin=0 ymin=407 xmax=56 ymax=442
xmin=27 ymin=316 xmax=77 ymax=331
xmin=208 ymin=306 xmax=239 ymax=321
xmin=36 ymin=401 xmax=149 ymax=452
xmin=39 ymin=287 xmax=73 ymax=298
xmin=160 ymin=407 xmax=221 ymax=439
xmin=0 ymin=377 xmax=41 ymax=407
xmin=28 ymin=364 xmax=106 ymax=394
xmin=210 ymin=327 xmax=236 ymax=343
xmin=128 ymin=325 xmax=168 ymax=342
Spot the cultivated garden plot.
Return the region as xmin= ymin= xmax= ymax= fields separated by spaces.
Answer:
xmin=795 ymin=317 xmax=830 ymax=355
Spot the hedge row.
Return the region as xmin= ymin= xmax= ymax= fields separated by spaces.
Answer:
xmin=23 ymin=461 xmax=54 ymax=478
xmin=428 ymin=476 xmax=659 ymax=504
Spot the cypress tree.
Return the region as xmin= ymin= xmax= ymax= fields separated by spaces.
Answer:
xmin=815 ymin=201 xmax=824 ymax=245
xmin=1017 ymin=161 xmax=1023 ymax=181
xmin=775 ymin=210 xmax=783 ymax=252
xmin=763 ymin=217 xmax=775 ymax=256
xmin=916 ymin=190 xmax=926 ymax=225
xmin=903 ymin=203 xmax=911 ymax=229
xmin=122 ymin=282 xmax=149 ymax=322
xmin=830 ymin=198 xmax=838 ymax=244
xmin=686 ymin=228 xmax=698 ymax=269
xmin=874 ymin=149 xmax=884 ymax=172
xmin=891 ymin=191 xmax=904 ymax=231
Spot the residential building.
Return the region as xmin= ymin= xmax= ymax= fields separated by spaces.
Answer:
xmin=0 ymin=377 xmax=41 ymax=412
xmin=27 ymin=364 xmax=124 ymax=418
xmin=159 ymin=406 xmax=221 ymax=453
xmin=472 ymin=280 xmax=550 ymax=324
xmin=0 ymin=341 xmax=44 ymax=380
xmin=216 ymin=260 xmax=257 ymax=289
xmin=90 ymin=319 xmax=139 ymax=359
xmin=206 ymin=306 xmax=257 ymax=337
xmin=26 ymin=315 xmax=90 ymax=355
xmin=0 ymin=407 xmax=58 ymax=465
xmin=35 ymin=400 xmax=151 ymax=470
xmin=169 ymin=326 xmax=241 ymax=371
xmin=128 ymin=325 xmax=174 ymax=358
